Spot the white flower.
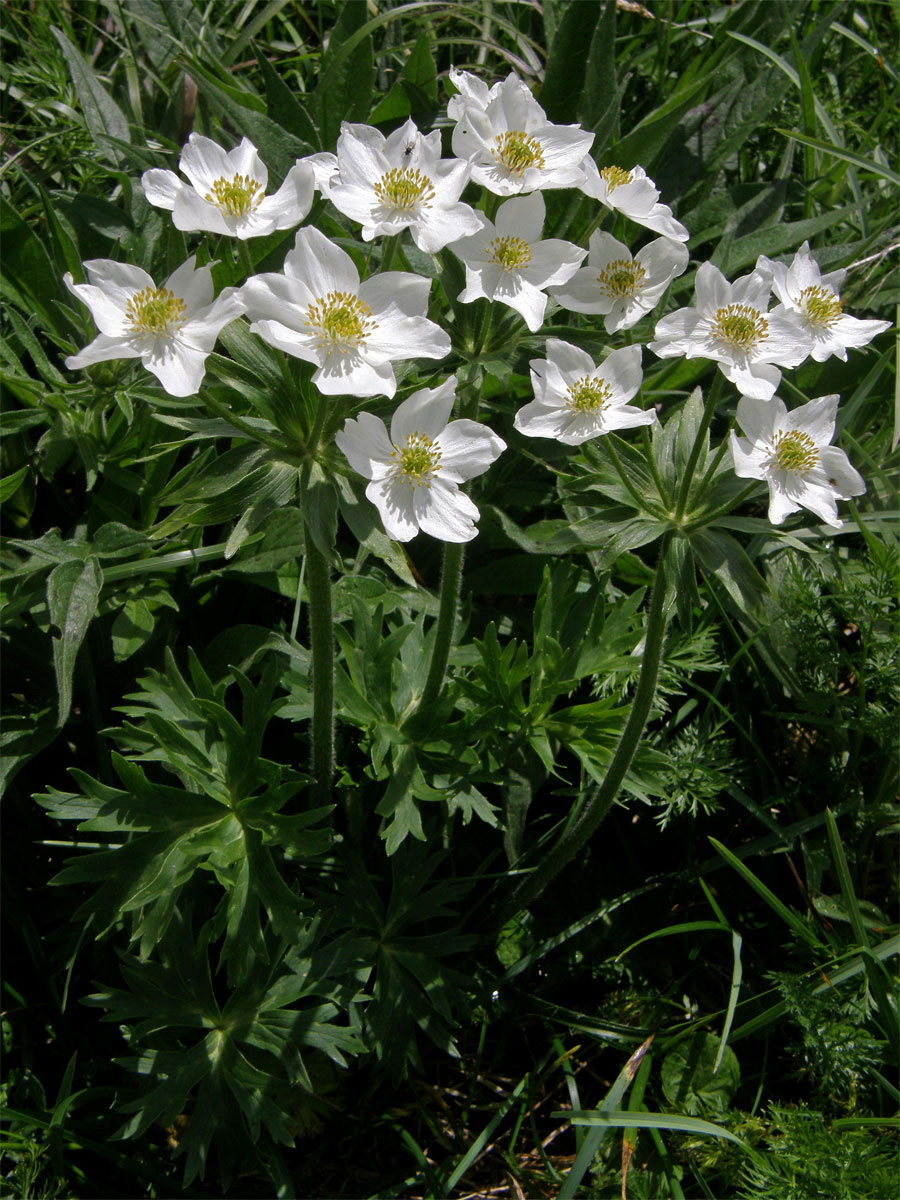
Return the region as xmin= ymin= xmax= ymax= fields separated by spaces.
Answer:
xmin=323 ymin=119 xmax=483 ymax=253
xmin=730 ymin=393 xmax=865 ymax=528
xmin=452 ymin=192 xmax=585 ymax=332
xmin=757 ymin=241 xmax=891 ymax=363
xmin=142 ymin=133 xmax=314 ymax=239
xmin=241 ymin=227 xmax=450 ymax=398
xmin=449 ymin=70 xmax=594 ymax=195
xmin=551 ymin=230 xmax=689 ymax=333
xmin=63 ymin=256 xmax=242 ymax=397
xmin=578 ymin=160 xmax=690 ymax=243
xmin=335 ymin=376 xmax=506 ymax=542
xmin=514 ymin=340 xmax=651 ymax=445
xmin=649 ymin=261 xmax=812 ymax=399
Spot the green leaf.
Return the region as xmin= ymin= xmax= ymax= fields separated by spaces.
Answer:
xmin=774 ymin=127 xmax=900 ymax=186
xmin=46 ymin=557 xmax=103 ymax=726
xmin=314 ymin=0 xmax=375 ymax=148
xmin=0 ymin=196 xmax=66 ymax=332
xmin=51 ymin=25 xmax=131 ymax=164
xmin=660 ymin=1031 xmax=740 ymax=1116
xmin=540 ymin=1 xmax=605 ymax=123
xmin=563 ymin=1108 xmax=749 ymax=1148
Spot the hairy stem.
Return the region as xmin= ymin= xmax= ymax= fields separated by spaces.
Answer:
xmin=413 ymin=541 xmax=465 ymax=718
xmin=674 ymin=372 xmax=724 ymax=521
xmin=304 ymin=522 xmax=334 ymax=804
xmin=492 ymin=540 xmax=671 ymax=926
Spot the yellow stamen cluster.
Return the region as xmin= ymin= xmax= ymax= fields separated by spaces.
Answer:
xmin=768 ymin=429 xmax=819 ymax=476
xmin=597 ymin=258 xmax=647 ymax=298
xmin=304 ymin=292 xmax=377 ymax=354
xmin=600 ymin=166 xmax=633 ymax=192
xmin=492 ymin=130 xmax=545 ymax=177
xmin=125 ymin=286 xmax=186 ymax=336
xmin=391 ymin=431 xmax=441 ymax=488
xmin=566 ymin=375 xmax=612 ymax=415
xmin=204 ymin=173 xmax=264 ymax=218
xmin=799 ymin=285 xmax=843 ymax=328
xmin=487 ymin=235 xmax=532 ymax=272
xmin=373 ymin=167 xmax=435 ymax=212
xmin=711 ymin=304 xmax=768 ymax=351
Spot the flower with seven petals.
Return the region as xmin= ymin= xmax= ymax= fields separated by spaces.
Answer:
xmin=551 ymin=231 xmax=689 ymax=333
xmin=336 ymin=377 xmax=506 ymax=542
xmin=756 ymin=241 xmax=891 ymax=363
xmin=64 ymin=256 xmax=242 ymax=396
xmin=142 ymin=133 xmax=314 ymax=239
xmin=649 ymin=261 xmax=811 ymax=399
xmin=514 ymin=340 xmax=652 ymax=445
xmin=729 ymin=393 xmax=865 ymax=528
xmin=449 ymin=69 xmax=594 ymax=196
xmin=452 ymin=193 xmax=585 ymax=332
xmin=578 ymin=161 xmax=690 ymax=243
xmin=241 ymin=227 xmax=450 ymax=398
xmin=319 ymin=119 xmax=484 ymax=253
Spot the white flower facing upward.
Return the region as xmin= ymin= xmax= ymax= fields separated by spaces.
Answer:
xmin=449 ymin=69 xmax=594 ymax=195
xmin=551 ymin=231 xmax=689 ymax=333
xmin=578 ymin=161 xmax=690 ymax=243
xmin=757 ymin=241 xmax=891 ymax=363
xmin=142 ymin=133 xmax=314 ymax=239
xmin=321 ymin=119 xmax=484 ymax=253
xmin=730 ymin=393 xmax=865 ymax=528
xmin=241 ymin=227 xmax=451 ymax=398
xmin=649 ymin=261 xmax=811 ymax=399
xmin=514 ymin=340 xmax=651 ymax=445
xmin=452 ymin=192 xmax=585 ymax=332
xmin=335 ymin=377 xmax=506 ymax=542
xmin=64 ymin=257 xmax=242 ymax=396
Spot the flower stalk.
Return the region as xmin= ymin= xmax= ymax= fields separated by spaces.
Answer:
xmin=413 ymin=541 xmax=465 ymax=720
xmin=492 ymin=537 xmax=672 ymax=926
xmin=304 ymin=519 xmax=334 ymax=804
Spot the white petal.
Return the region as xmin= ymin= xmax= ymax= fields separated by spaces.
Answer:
xmin=524 ymin=239 xmax=586 ymax=288
xmin=179 ymin=133 xmax=231 ymax=194
xmin=225 ymin=138 xmax=268 ymax=189
xmin=514 ymin=401 xmax=570 ymax=439
xmin=141 ymin=169 xmax=181 ymax=210
xmin=693 ymin=261 xmax=731 ymax=313
xmin=495 ymin=275 xmax=547 ymax=332
xmin=171 ymin=188 xmax=231 ymax=236
xmin=249 ymin=318 xmax=321 ymax=366
xmin=336 ymin=412 xmax=395 ymax=480
xmin=241 ymin=272 xmax=310 ymax=327
xmin=284 ymin=227 xmax=360 ymax=296
xmin=366 ymin=314 xmax=451 ymax=364
xmin=253 ymin=161 xmax=315 ymax=231
xmin=545 ymin=338 xmax=596 ymax=381
xmin=414 ymin=477 xmax=479 ymax=542
xmin=66 ymin=332 xmax=140 ymax=369
xmin=367 ymin=476 xmax=420 ymax=541
xmin=435 ymin=419 xmax=505 ymax=481
xmin=495 ymin=192 xmax=545 ymax=243
xmin=736 ymin=393 xmax=785 ymax=444
xmin=144 ymin=339 xmax=209 ymax=396
xmin=180 ymin=288 xmax=243 ymax=351
xmin=391 ymin=377 xmax=456 ymax=443
xmin=766 ymin=478 xmax=803 ymax=525
xmin=313 ymin=350 xmax=397 ymax=398
xmin=164 ymin=256 xmax=211 ymax=312
xmin=729 ymin=430 xmax=768 ymax=480
xmin=359 ymin=271 xmax=431 ymax=319
xmin=597 ymin=344 xmax=643 ymax=401
xmin=784 ymin=394 xmax=838 ymax=446
xmin=818 ymin=445 xmax=865 ymax=498
xmin=64 ymin=275 xmax=130 ymax=337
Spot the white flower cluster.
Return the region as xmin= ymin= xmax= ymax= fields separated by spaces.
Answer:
xmin=62 ymin=68 xmax=889 ymax=539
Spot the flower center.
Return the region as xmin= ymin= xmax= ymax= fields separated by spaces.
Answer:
xmin=303 ymin=291 xmax=377 ymax=354
xmin=391 ymin=431 xmax=442 ymax=488
xmin=799 ymin=285 xmax=843 ymax=328
xmin=600 ymin=166 xmax=634 ymax=192
xmin=566 ymin=375 xmax=612 ymax=414
xmin=596 ymin=258 xmax=647 ymax=298
xmin=373 ymin=167 xmax=435 ymax=212
xmin=125 ymin=286 xmax=186 ymax=336
xmin=768 ymin=429 xmax=819 ymax=476
xmin=492 ymin=130 xmax=545 ymax=177
xmin=487 ymin=235 xmax=532 ymax=272
xmin=204 ymin=173 xmax=265 ymax=218
xmin=710 ymin=304 xmax=768 ymax=351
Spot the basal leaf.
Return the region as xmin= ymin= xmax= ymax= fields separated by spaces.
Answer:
xmin=47 ymin=557 xmax=103 ymax=726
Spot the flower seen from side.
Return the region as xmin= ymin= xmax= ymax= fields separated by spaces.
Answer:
xmin=551 ymin=230 xmax=689 ymax=333
xmin=756 ymin=241 xmax=891 ymax=363
xmin=142 ymin=133 xmax=315 ymax=239
xmin=729 ymin=393 xmax=865 ymax=528
xmin=514 ymin=339 xmax=651 ymax=445
xmin=335 ymin=377 xmax=506 ymax=542
xmin=63 ymin=256 xmax=243 ymax=396
xmin=449 ymin=70 xmax=594 ymax=195
xmin=649 ymin=261 xmax=812 ymax=399
xmin=323 ymin=119 xmax=484 ymax=253
xmin=452 ymin=192 xmax=585 ymax=332
xmin=241 ymin=227 xmax=451 ymax=398
xmin=578 ymin=160 xmax=690 ymax=243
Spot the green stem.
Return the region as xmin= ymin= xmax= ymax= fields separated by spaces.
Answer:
xmin=237 ymin=239 xmax=255 ymax=280
xmin=641 ymin=425 xmax=671 ymax=508
xmin=695 ymin=480 xmax=763 ymax=526
xmin=605 ymin=435 xmax=669 ymax=520
xmin=673 ymin=371 xmax=724 ymax=521
xmin=413 ymin=541 xmax=465 ymax=718
xmin=304 ymin=521 xmax=334 ymax=804
xmin=201 ymin=389 xmax=278 ymax=446
xmin=380 ymin=234 xmax=401 ymax=272
xmin=492 ymin=538 xmax=671 ymax=926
